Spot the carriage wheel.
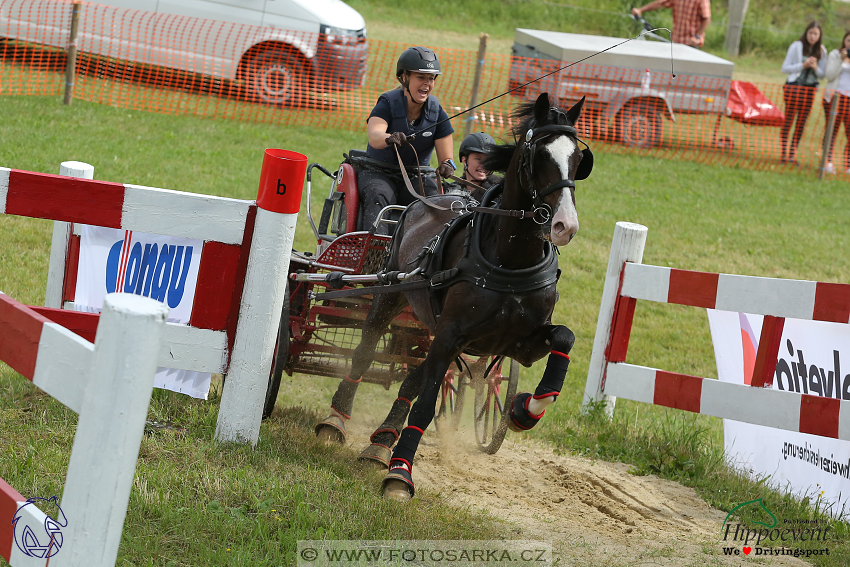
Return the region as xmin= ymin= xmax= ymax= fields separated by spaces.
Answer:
xmin=473 ymin=358 xmax=520 ymax=454
xmin=262 ymin=284 xmax=291 ymax=420
xmin=434 ymin=372 xmax=465 ymax=432
xmin=615 ymin=101 xmax=662 ymax=149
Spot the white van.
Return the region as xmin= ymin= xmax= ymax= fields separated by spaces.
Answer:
xmin=0 ymin=0 xmax=367 ymax=104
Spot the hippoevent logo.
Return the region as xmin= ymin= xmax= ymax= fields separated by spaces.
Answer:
xmin=720 ymin=499 xmax=831 ymax=558
xmin=106 ymin=232 xmax=194 ymax=309
xmin=13 ymin=496 xmax=67 ymax=559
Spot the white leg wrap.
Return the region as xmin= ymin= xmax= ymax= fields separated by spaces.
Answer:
xmin=527 ymin=396 xmax=555 ymax=416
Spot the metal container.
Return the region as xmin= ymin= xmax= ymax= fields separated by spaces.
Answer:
xmin=510 ymin=29 xmax=735 ymax=148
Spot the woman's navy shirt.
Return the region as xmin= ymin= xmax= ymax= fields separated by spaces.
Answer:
xmin=365 ymin=89 xmax=454 ymax=166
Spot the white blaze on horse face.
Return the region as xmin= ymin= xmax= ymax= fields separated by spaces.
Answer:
xmin=544 ymin=136 xmax=580 ymax=246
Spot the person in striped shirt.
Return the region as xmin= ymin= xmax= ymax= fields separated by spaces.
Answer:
xmin=631 ymin=0 xmax=711 ymax=48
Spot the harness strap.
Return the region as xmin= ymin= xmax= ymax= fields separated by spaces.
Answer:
xmin=314 ymin=278 xmax=431 ymax=300
xmin=393 ymin=145 xmax=451 ymax=211
xmin=445 ymin=174 xmax=487 ymax=193
xmin=391 ymin=145 xmax=546 ymax=221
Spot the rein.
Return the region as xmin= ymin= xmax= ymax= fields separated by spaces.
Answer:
xmin=390 ymin=121 xmax=581 ymax=224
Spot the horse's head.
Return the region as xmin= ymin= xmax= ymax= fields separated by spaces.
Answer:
xmin=521 ymin=92 xmax=591 ymax=246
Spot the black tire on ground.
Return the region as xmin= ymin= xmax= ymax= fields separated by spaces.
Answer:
xmin=246 ymin=49 xmax=305 ymax=106
xmin=473 ymin=358 xmax=520 ymax=454
xmin=262 ymin=285 xmax=291 ymax=420
xmin=616 ymin=101 xmax=662 ymax=149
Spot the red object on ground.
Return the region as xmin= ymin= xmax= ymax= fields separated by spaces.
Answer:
xmin=726 ymin=80 xmax=785 ymax=127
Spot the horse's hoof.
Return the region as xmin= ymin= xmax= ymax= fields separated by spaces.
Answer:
xmin=382 ymin=460 xmax=415 ymax=501
xmin=383 ymin=479 xmax=413 ymax=502
xmin=315 ymin=415 xmax=346 ymax=445
xmin=507 ymin=393 xmax=543 ymax=432
xmin=358 ymin=443 xmax=392 ymax=469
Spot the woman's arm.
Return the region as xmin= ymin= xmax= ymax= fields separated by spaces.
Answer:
xmin=434 ymin=135 xmax=454 ymax=166
xmin=367 ymin=116 xmax=391 ymax=150
xmin=781 ymin=41 xmax=803 ymax=75
xmin=825 ymin=50 xmax=843 ymax=81
xmin=816 ymin=46 xmax=829 ymax=78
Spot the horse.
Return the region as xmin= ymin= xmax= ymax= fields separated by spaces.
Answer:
xmin=315 ymin=92 xmax=592 ymax=500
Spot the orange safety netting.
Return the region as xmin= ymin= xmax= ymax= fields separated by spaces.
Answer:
xmin=0 ymin=0 xmax=844 ymax=175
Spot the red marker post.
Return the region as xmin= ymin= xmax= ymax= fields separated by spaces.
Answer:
xmin=216 ymin=149 xmax=307 ymax=445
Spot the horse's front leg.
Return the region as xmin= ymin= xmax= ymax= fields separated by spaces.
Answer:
xmin=508 ymin=324 xmax=575 ymax=432
xmin=382 ymin=330 xmax=464 ymax=501
xmin=315 ymin=293 xmax=406 ymax=444
xmin=357 ymin=361 xmax=427 ymax=467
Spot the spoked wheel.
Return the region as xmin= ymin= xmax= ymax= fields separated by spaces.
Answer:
xmin=473 ymin=358 xmax=520 ymax=454
xmin=434 ymin=370 xmax=466 ymax=432
xmin=262 ymin=284 xmax=290 ymax=420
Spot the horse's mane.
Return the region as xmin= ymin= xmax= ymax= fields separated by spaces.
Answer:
xmin=481 ymin=98 xmax=568 ymax=173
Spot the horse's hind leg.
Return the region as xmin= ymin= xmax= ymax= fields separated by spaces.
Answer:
xmin=315 ymin=293 xmax=406 ymax=444
xmin=382 ymin=330 xmax=464 ymax=501
xmin=358 ymin=361 xmax=426 ymax=467
xmin=508 ymin=325 xmax=575 ymax=432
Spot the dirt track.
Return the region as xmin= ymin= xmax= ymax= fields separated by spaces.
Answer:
xmin=346 ymin=420 xmax=812 ymax=567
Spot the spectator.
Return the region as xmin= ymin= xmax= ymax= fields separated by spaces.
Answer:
xmin=359 ymin=46 xmax=455 ymax=234
xmin=631 ymin=0 xmax=711 ymax=48
xmin=780 ymin=21 xmax=827 ymax=166
xmin=821 ymin=31 xmax=850 ymax=174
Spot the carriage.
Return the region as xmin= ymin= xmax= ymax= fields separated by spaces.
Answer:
xmin=260 ymin=150 xmax=520 ymax=454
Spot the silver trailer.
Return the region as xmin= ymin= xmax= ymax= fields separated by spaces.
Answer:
xmin=510 ymin=29 xmax=735 ymax=148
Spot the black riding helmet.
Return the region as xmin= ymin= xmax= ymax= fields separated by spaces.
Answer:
xmin=396 ymin=46 xmax=442 ymax=79
xmin=459 ymin=132 xmax=496 ymax=159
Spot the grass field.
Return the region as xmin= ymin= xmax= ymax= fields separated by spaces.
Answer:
xmin=3 ymin=1 xmax=850 ymax=565
xmin=2 ymin=92 xmax=850 ymax=565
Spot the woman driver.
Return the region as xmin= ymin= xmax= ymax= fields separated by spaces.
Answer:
xmin=358 ymin=46 xmax=455 ymax=234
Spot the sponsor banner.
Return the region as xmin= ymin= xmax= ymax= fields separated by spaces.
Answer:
xmin=75 ymin=226 xmax=211 ymax=399
xmin=708 ymin=310 xmax=850 ymax=517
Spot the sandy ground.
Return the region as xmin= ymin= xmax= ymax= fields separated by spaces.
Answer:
xmin=343 ymin=418 xmax=812 ymax=567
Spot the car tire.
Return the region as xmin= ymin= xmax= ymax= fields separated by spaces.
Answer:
xmin=616 ymin=101 xmax=662 ymax=149
xmin=247 ymin=49 xmax=304 ymax=106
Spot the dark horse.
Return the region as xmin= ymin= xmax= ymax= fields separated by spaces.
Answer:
xmin=316 ymin=92 xmax=591 ymax=500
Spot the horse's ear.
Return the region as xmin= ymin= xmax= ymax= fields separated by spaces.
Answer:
xmin=566 ymin=96 xmax=586 ymax=125
xmin=533 ymin=92 xmax=551 ymax=125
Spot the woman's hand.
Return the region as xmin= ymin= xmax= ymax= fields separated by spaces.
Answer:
xmin=437 ymin=160 xmax=456 ymax=179
xmin=804 ymin=56 xmax=818 ymax=69
xmin=385 ymin=132 xmax=409 ymax=146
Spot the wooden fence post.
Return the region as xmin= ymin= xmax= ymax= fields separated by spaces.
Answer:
xmin=45 ymin=161 xmax=93 ymax=308
xmin=583 ymin=222 xmax=647 ymax=418
xmin=724 ymin=0 xmax=750 ymax=57
xmin=63 ymin=0 xmax=81 ymax=105
xmin=464 ymin=33 xmax=489 ymax=137
xmin=819 ymin=93 xmax=840 ymax=179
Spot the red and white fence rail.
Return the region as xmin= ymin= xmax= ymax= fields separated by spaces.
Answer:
xmin=1 ymin=149 xmax=306 ymax=445
xmin=584 ymin=222 xmax=850 ymax=441
xmin=1 ymin=292 xmax=167 ymax=567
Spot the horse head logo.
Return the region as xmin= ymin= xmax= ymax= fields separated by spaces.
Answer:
xmin=722 ymin=498 xmax=777 ymax=533
xmin=12 ymin=496 xmax=67 ymax=558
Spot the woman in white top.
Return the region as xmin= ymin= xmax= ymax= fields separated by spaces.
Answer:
xmin=780 ymin=21 xmax=827 ymax=165
xmin=821 ymin=31 xmax=850 ymax=174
